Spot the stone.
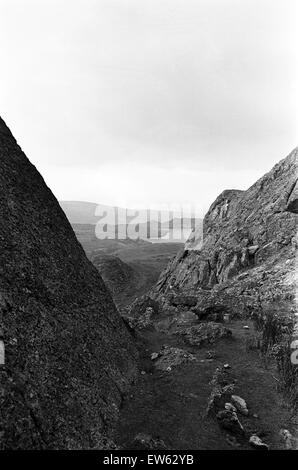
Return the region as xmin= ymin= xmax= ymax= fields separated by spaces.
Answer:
xmin=207 ymin=367 xmax=236 ymax=414
xmin=225 ymin=403 xmax=237 ymax=413
xmin=249 ymin=435 xmax=269 ymax=450
xmin=280 ymin=429 xmax=298 ymax=450
xmin=124 ymin=295 xmax=160 ymax=330
xmin=216 ymin=410 xmax=244 ymax=436
xmin=206 ymin=350 xmax=216 ymax=359
xmin=154 ymin=346 xmax=197 ymax=371
xmin=231 ymin=395 xmax=249 ymax=416
xmin=151 ymin=352 xmax=159 ymax=360
xmin=0 ymin=117 xmax=137 ymax=449
xmin=247 ymin=245 xmax=259 ymax=255
xmin=178 ymin=322 xmax=232 ymax=348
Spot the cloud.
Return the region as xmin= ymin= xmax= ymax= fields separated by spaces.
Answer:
xmin=0 ymin=0 xmax=297 ymax=210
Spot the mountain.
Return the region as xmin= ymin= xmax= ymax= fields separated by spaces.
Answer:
xmin=117 ymin=150 xmax=297 ymax=450
xmin=71 ymin=223 xmax=151 ymax=257
xmin=149 ymin=149 xmax=297 ymax=406
xmin=60 ymin=201 xmax=202 ymax=243
xmin=59 ymin=200 xmax=127 ymax=225
xmin=153 ymin=149 xmax=297 ymax=302
xmin=0 ymin=117 xmax=137 ymax=449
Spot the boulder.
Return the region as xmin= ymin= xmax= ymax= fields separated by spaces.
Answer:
xmin=280 ymin=429 xmax=298 ymax=450
xmin=225 ymin=403 xmax=237 ymax=413
xmin=249 ymin=435 xmax=269 ymax=450
xmin=231 ymin=395 xmax=249 ymax=416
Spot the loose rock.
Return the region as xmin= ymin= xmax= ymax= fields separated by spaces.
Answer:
xmin=231 ymin=395 xmax=249 ymax=416
xmin=249 ymin=434 xmax=269 ymax=450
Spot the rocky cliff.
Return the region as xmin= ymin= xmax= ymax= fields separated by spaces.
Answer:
xmin=0 ymin=117 xmax=137 ymax=449
xmin=152 ymin=149 xmax=297 ymax=317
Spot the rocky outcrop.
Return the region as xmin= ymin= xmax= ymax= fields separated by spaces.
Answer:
xmin=150 ymin=148 xmax=298 ymax=418
xmin=0 ymin=117 xmax=137 ymax=449
xmin=152 ymin=148 xmax=297 ymax=312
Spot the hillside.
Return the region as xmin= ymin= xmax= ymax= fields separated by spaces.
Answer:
xmin=117 ymin=149 xmax=298 ymax=450
xmin=152 ymin=149 xmax=297 ymax=308
xmin=71 ymin=223 xmax=182 ymax=306
xmin=0 ymin=117 xmax=137 ymax=449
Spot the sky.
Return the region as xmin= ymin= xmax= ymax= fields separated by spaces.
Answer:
xmin=0 ymin=0 xmax=297 ymax=216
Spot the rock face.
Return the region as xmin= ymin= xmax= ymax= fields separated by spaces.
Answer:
xmin=286 ymin=180 xmax=298 ymax=214
xmin=0 ymin=117 xmax=137 ymax=449
xmin=152 ymin=149 xmax=297 ymax=316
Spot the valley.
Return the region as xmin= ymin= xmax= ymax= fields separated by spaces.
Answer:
xmin=1 ymin=115 xmax=297 ymax=451
xmin=70 ymin=222 xmax=183 ymax=306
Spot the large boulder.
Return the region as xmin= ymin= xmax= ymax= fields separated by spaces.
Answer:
xmin=0 ymin=117 xmax=137 ymax=449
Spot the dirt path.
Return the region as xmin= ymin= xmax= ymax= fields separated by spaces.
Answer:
xmin=116 ymin=319 xmax=293 ymax=450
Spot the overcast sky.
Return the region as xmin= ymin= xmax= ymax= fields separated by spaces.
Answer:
xmin=0 ymin=0 xmax=297 ymax=215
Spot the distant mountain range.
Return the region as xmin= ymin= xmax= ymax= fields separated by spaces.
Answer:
xmin=59 ymin=200 xmax=202 ymax=243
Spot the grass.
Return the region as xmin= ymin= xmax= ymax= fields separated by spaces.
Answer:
xmin=116 ymin=318 xmax=293 ymax=450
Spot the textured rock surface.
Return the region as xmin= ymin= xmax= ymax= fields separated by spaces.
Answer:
xmin=175 ymin=322 xmax=232 ymax=348
xmin=0 ymin=117 xmax=137 ymax=449
xmin=286 ymin=179 xmax=298 ymax=214
xmin=150 ymin=149 xmax=298 ymax=417
xmin=152 ymin=149 xmax=297 ymax=316
xmin=152 ymin=345 xmax=197 ymax=371
xmin=122 ymin=295 xmax=159 ymax=330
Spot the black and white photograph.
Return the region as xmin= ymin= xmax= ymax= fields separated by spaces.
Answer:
xmin=0 ymin=0 xmax=297 ymax=460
